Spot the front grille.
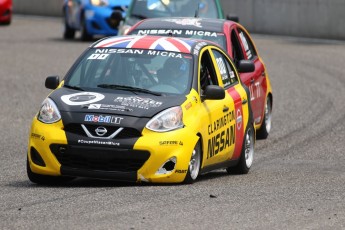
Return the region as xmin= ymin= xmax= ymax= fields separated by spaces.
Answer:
xmin=64 ymin=123 xmax=141 ymax=139
xmin=91 ymin=21 xmax=101 ymax=30
xmin=51 ymin=144 xmax=150 ymax=172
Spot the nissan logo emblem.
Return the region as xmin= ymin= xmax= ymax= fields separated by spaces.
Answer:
xmin=95 ymin=127 xmax=107 ymax=136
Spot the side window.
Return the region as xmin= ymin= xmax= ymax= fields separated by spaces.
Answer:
xmin=212 ymin=49 xmax=238 ymax=88
xmin=200 ymin=50 xmax=218 ymax=92
xmin=238 ymin=28 xmax=257 ymax=60
xmin=230 ymin=29 xmax=244 ymax=66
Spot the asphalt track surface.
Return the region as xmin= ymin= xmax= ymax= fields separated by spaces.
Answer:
xmin=1 ymin=16 xmax=345 ymax=230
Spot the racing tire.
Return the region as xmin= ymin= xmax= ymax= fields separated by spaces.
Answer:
xmin=0 ymin=19 xmax=11 ymax=26
xmin=27 ymin=157 xmax=74 ymax=185
xmin=63 ymin=20 xmax=75 ymax=39
xmin=63 ymin=10 xmax=75 ymax=39
xmin=256 ymin=96 xmax=272 ymax=139
xmin=80 ymin=17 xmax=92 ymax=41
xmin=183 ymin=140 xmax=202 ymax=184
xmin=226 ymin=124 xmax=254 ymax=174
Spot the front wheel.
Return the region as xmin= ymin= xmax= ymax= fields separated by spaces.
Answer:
xmin=184 ymin=140 xmax=201 ymax=184
xmin=27 ymin=157 xmax=74 ymax=185
xmin=63 ymin=21 xmax=75 ymax=39
xmin=80 ymin=17 xmax=92 ymax=41
xmin=0 ymin=18 xmax=11 ymax=25
xmin=256 ymin=96 xmax=272 ymax=139
xmin=227 ymin=124 xmax=254 ymax=174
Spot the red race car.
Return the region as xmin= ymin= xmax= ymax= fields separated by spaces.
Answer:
xmin=128 ymin=17 xmax=273 ymax=139
xmin=0 ymin=0 xmax=12 ymax=25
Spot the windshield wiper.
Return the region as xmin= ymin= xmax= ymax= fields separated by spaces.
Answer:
xmin=97 ymin=84 xmax=161 ymax=96
xmin=130 ymin=13 xmax=147 ymax=20
xmin=64 ymin=84 xmax=84 ymax=91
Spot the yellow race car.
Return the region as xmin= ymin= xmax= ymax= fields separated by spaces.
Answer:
xmin=27 ymin=35 xmax=255 ymax=184
xmin=128 ymin=17 xmax=273 ymax=139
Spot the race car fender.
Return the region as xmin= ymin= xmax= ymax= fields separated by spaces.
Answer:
xmin=28 ymin=118 xmax=66 ymax=176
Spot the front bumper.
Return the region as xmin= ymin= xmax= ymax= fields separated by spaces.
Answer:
xmin=0 ymin=3 xmax=11 ymax=23
xmin=28 ymin=118 xmax=199 ymax=183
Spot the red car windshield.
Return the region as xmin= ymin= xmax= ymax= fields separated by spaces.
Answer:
xmin=130 ymin=28 xmax=226 ymax=50
xmin=130 ymin=0 xmax=219 ymax=19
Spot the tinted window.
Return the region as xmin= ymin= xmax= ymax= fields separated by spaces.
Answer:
xmin=130 ymin=29 xmax=227 ymax=51
xmin=64 ymin=48 xmax=193 ymax=95
xmin=238 ymin=28 xmax=257 ymax=60
xmin=212 ymin=49 xmax=238 ymax=88
xmin=130 ymin=0 xmax=219 ymax=19
xmin=200 ymin=50 xmax=218 ymax=92
xmin=230 ymin=29 xmax=244 ymax=66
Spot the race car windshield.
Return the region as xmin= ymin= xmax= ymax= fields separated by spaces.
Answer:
xmin=130 ymin=0 xmax=219 ymax=19
xmin=131 ymin=29 xmax=226 ymax=50
xmin=64 ymin=48 xmax=193 ymax=95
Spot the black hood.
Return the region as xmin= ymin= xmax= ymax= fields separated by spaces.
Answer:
xmin=49 ymin=87 xmax=187 ymax=148
xmin=49 ymin=87 xmax=186 ymax=118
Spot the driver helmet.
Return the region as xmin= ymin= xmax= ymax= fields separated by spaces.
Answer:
xmin=164 ymin=58 xmax=188 ymax=79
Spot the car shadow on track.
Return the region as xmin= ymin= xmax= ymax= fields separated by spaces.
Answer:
xmin=7 ymin=178 xmax=138 ymax=188
xmin=8 ymin=170 xmax=245 ymax=188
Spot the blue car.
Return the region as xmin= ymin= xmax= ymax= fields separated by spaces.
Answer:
xmin=63 ymin=0 xmax=130 ymax=40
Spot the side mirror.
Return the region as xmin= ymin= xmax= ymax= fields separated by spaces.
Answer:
xmin=202 ymin=85 xmax=225 ymax=101
xmin=227 ymin=14 xmax=239 ymax=23
xmin=238 ymin=60 xmax=255 ymax=73
xmin=110 ymin=10 xmax=124 ymax=29
xmin=45 ymin=76 xmax=60 ymax=89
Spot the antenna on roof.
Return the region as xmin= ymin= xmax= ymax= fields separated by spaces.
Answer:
xmin=194 ymin=2 xmax=200 ymax=18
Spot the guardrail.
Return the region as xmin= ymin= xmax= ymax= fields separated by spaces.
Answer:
xmin=13 ymin=0 xmax=62 ymax=17
xmin=222 ymin=0 xmax=345 ymax=40
xmin=12 ymin=0 xmax=345 ymax=40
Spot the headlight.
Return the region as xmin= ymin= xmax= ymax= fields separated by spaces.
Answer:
xmin=146 ymin=106 xmax=184 ymax=132
xmin=120 ymin=24 xmax=132 ymax=35
xmin=37 ymin=98 xmax=61 ymax=124
xmin=90 ymin=0 xmax=108 ymax=6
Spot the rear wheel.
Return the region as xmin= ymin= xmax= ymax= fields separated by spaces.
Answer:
xmin=27 ymin=157 xmax=74 ymax=185
xmin=63 ymin=21 xmax=75 ymax=39
xmin=184 ymin=140 xmax=201 ymax=184
xmin=227 ymin=124 xmax=254 ymax=174
xmin=256 ymin=96 xmax=272 ymax=139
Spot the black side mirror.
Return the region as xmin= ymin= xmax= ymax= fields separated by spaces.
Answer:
xmin=227 ymin=14 xmax=239 ymax=23
xmin=202 ymin=85 xmax=225 ymax=101
xmin=238 ymin=60 xmax=255 ymax=73
xmin=45 ymin=76 xmax=60 ymax=89
xmin=110 ymin=10 xmax=124 ymax=28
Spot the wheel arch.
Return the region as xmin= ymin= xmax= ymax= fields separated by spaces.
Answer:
xmin=196 ymin=133 xmax=205 ymax=169
xmin=267 ymin=92 xmax=273 ymax=111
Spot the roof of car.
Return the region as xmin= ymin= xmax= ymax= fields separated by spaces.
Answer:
xmin=91 ymin=35 xmax=215 ymax=54
xmin=130 ymin=17 xmax=235 ymax=32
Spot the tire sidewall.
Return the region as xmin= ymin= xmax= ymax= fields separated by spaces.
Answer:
xmin=184 ymin=140 xmax=201 ymax=184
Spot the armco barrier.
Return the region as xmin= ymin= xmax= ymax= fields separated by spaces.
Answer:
xmin=13 ymin=0 xmax=62 ymax=17
xmin=12 ymin=0 xmax=345 ymax=40
xmin=222 ymin=0 xmax=345 ymax=40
